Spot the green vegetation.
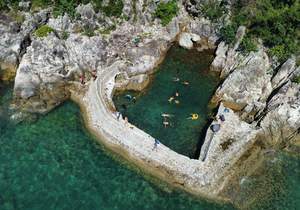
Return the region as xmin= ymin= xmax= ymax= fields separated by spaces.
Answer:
xmin=239 ymin=36 xmax=258 ymax=54
xmin=200 ymin=0 xmax=227 ymax=22
xmin=31 ymin=0 xmax=51 ymax=10
xmin=219 ymin=24 xmax=237 ymax=45
xmin=292 ymin=75 xmax=300 ymax=84
xmin=5 ymin=10 xmax=25 ymax=23
xmin=221 ymin=0 xmax=299 ymax=61
xmin=154 ymin=0 xmax=178 ymax=26
xmin=82 ymin=25 xmax=95 ymax=37
xmin=0 ymin=0 xmax=6 ymax=10
xmin=100 ymin=0 xmax=123 ymax=17
xmin=99 ymin=24 xmax=116 ymax=35
xmin=35 ymin=25 xmax=54 ymax=37
xmin=52 ymin=0 xmax=124 ymax=18
xmin=61 ymin=30 xmax=69 ymax=40
xmin=0 ymin=0 xmax=124 ymax=18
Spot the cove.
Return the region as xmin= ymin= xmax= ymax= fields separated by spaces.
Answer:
xmin=0 ymin=86 xmax=234 ymax=210
xmin=0 ymin=85 xmax=299 ymax=209
xmin=113 ymin=46 xmax=219 ymax=157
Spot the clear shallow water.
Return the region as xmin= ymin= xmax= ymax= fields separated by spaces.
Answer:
xmin=113 ymin=46 xmax=300 ymax=209
xmin=0 ymin=86 xmax=234 ymax=210
xmin=0 ymin=47 xmax=299 ymax=210
xmin=114 ymin=46 xmax=218 ymax=157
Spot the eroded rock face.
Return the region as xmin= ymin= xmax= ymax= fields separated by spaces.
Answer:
xmin=13 ymin=32 xmax=108 ymax=113
xmin=14 ymin=34 xmax=69 ymax=113
xmin=0 ymin=10 xmax=48 ymax=72
xmin=210 ymin=26 xmax=246 ymax=77
xmin=213 ymin=49 xmax=272 ymax=113
xmin=260 ymin=82 xmax=300 ymax=148
xmin=271 ymin=57 xmax=298 ymax=89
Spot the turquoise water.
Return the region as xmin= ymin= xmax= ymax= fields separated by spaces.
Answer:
xmin=113 ymin=46 xmax=300 ymax=209
xmin=114 ymin=46 xmax=218 ymax=157
xmin=0 ymin=45 xmax=299 ymax=209
xmin=0 ymin=86 xmax=234 ymax=210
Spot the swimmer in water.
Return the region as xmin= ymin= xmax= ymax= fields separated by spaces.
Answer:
xmin=175 ymin=91 xmax=179 ymax=97
xmin=161 ymin=113 xmax=173 ymax=118
xmin=163 ymin=121 xmax=169 ymax=128
xmin=125 ymin=94 xmax=132 ymax=100
xmin=173 ymin=77 xmax=180 ymax=82
xmin=168 ymin=96 xmax=175 ymax=103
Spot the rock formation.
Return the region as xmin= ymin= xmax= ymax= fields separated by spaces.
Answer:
xmin=0 ymin=0 xmax=298 ymax=207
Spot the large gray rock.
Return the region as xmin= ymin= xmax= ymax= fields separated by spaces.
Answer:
xmin=0 ymin=10 xmax=49 ymax=72
xmin=271 ymin=57 xmax=297 ymax=89
xmin=260 ymin=82 xmax=300 ymax=148
xmin=213 ymin=49 xmax=272 ymax=113
xmin=14 ymin=34 xmax=69 ymax=113
xmin=210 ymin=26 xmax=246 ymax=77
xmin=178 ymin=32 xmax=200 ymax=49
xmin=13 ymin=32 xmax=108 ymax=113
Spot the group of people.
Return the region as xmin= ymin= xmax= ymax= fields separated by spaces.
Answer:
xmin=79 ymin=69 xmax=98 ymax=85
xmin=168 ymin=90 xmax=180 ymax=104
xmin=210 ymin=110 xmax=228 ymax=133
xmin=173 ymin=77 xmax=190 ymax=86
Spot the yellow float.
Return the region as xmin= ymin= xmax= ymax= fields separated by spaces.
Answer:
xmin=187 ymin=113 xmax=199 ymax=120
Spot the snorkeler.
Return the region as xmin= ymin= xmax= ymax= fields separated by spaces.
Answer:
xmin=125 ymin=94 xmax=132 ymax=100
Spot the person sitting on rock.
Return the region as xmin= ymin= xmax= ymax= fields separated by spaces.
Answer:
xmin=219 ymin=114 xmax=225 ymax=122
xmin=80 ymin=74 xmax=85 ymax=85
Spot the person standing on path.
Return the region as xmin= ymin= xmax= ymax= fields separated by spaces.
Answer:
xmin=152 ymin=139 xmax=160 ymax=151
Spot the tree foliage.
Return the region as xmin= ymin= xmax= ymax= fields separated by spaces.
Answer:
xmin=154 ymin=0 xmax=178 ymax=26
xmin=224 ymin=0 xmax=300 ymax=61
xmin=35 ymin=25 xmax=54 ymax=37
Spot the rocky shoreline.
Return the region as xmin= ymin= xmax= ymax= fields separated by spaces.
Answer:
xmin=0 ymin=0 xmax=299 ymax=207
